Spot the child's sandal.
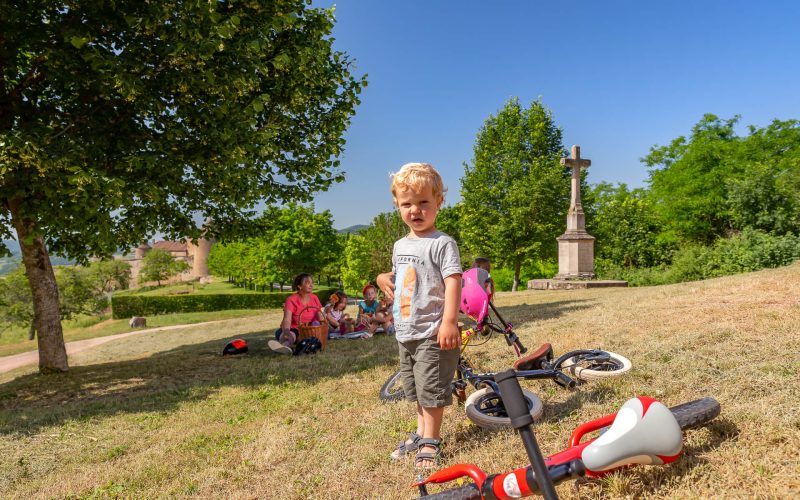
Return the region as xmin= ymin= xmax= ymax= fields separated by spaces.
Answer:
xmin=414 ymin=438 xmax=443 ymax=469
xmin=390 ymin=431 xmax=421 ymax=460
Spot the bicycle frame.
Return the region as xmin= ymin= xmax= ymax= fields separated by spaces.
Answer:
xmin=416 ymin=372 xmax=720 ymax=499
xmin=455 ymin=303 xmax=611 ymax=402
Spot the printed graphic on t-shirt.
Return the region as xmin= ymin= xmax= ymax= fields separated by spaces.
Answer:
xmin=394 ymin=256 xmax=418 ymax=321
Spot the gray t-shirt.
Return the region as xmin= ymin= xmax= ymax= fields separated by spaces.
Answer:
xmin=391 ymin=231 xmax=462 ymax=342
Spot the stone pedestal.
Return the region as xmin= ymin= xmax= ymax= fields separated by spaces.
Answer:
xmin=528 ymin=278 xmax=628 ymax=290
xmin=556 ymin=232 xmax=595 ymax=279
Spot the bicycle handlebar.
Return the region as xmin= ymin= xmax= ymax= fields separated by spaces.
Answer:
xmin=495 ymin=370 xmax=558 ymax=499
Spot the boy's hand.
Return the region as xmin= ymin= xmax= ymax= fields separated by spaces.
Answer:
xmin=439 ymin=273 xmax=462 ymax=350
xmin=376 ymin=272 xmax=395 ymax=302
xmin=437 ymin=321 xmax=460 ymax=350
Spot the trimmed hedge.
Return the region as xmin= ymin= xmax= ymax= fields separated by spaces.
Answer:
xmin=112 ymin=288 xmax=337 ymax=319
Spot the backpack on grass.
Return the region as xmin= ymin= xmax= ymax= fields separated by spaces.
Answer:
xmin=293 ymin=337 xmax=322 ymax=356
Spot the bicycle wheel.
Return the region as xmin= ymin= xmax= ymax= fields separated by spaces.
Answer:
xmin=559 ymin=350 xmax=632 ymax=381
xmin=419 ymin=484 xmax=481 ymax=500
xmin=379 ymin=370 xmax=405 ymax=402
xmin=465 ymin=387 xmax=544 ymax=430
xmin=670 ymin=397 xmax=721 ymax=430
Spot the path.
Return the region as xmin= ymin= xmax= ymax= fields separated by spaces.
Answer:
xmin=0 ymin=320 xmax=225 ymax=374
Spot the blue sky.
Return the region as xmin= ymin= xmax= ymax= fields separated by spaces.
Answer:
xmin=308 ymin=1 xmax=800 ymax=229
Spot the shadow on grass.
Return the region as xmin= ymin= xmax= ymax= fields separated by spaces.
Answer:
xmin=0 ymin=299 xmax=594 ymax=436
xmin=0 ymin=331 xmax=400 ymax=436
xmin=486 ymin=299 xmax=595 ymax=331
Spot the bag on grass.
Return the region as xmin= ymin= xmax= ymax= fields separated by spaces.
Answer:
xmin=222 ymin=339 xmax=248 ymax=356
xmin=293 ymin=337 xmax=322 ymax=356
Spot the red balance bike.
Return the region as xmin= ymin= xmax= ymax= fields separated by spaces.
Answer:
xmin=415 ymin=370 xmax=721 ymax=499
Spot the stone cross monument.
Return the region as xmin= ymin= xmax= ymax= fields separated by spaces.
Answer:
xmin=556 ymin=145 xmax=595 ymax=279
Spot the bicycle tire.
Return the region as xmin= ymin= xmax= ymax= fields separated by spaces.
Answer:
xmin=465 ymin=387 xmax=544 ymax=430
xmin=379 ymin=370 xmax=405 ymax=402
xmin=670 ymin=397 xmax=721 ymax=430
xmin=560 ymin=350 xmax=632 ymax=381
xmin=419 ymin=484 xmax=481 ymax=500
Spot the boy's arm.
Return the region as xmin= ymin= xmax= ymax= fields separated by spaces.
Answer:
xmin=376 ymin=272 xmax=395 ymax=303
xmin=438 ymin=274 xmax=462 ymax=350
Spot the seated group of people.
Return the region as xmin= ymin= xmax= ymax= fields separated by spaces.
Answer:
xmin=268 ymin=274 xmax=395 ymax=355
xmin=325 ymin=283 xmax=394 ymax=338
xmin=267 ymin=260 xmax=496 ymax=355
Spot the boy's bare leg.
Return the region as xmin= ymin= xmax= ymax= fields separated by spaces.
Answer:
xmin=418 ymin=405 xmax=444 ymax=468
xmin=416 ymin=402 xmax=425 ymax=437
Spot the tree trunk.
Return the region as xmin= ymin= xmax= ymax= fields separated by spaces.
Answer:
xmin=8 ymin=200 xmax=69 ymax=373
xmin=512 ymin=262 xmax=521 ymax=292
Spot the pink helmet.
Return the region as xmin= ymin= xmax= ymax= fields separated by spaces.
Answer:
xmin=461 ymin=268 xmax=489 ymax=324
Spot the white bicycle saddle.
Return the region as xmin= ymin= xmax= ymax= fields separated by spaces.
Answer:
xmin=582 ymin=397 xmax=683 ymax=472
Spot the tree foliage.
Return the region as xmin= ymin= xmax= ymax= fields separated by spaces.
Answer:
xmin=587 ymin=183 xmax=674 ymax=269
xmin=208 ymin=205 xmax=341 ymax=288
xmin=0 ymin=267 xmax=34 ymax=337
xmin=460 ymin=98 xmax=570 ymax=290
xmin=435 ymin=203 xmax=470 ymax=266
xmin=340 ymin=234 xmax=371 ymax=293
xmin=645 ymin=115 xmax=800 ymax=243
xmin=1 ymin=1 xmax=364 ymax=371
xmin=0 ymin=260 xmax=130 ymax=337
xmin=358 ymin=211 xmax=407 ymax=279
xmin=139 ymin=249 xmax=189 ymax=286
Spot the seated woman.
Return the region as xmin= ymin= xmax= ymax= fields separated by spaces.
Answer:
xmin=269 ymin=273 xmax=326 ymax=355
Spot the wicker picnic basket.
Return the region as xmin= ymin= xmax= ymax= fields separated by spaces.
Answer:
xmin=297 ymin=305 xmax=327 ymax=350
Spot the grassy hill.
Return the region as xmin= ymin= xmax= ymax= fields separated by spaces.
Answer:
xmin=0 ymin=263 xmax=798 ymax=497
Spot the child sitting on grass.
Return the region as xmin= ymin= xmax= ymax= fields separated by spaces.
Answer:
xmin=326 ymin=294 xmax=355 ymax=336
xmin=356 ymin=283 xmax=395 ymax=336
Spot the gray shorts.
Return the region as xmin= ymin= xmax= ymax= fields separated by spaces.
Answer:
xmin=398 ymin=336 xmax=460 ymax=408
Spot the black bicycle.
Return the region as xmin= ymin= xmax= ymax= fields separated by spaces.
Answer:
xmin=379 ymin=299 xmax=632 ymax=430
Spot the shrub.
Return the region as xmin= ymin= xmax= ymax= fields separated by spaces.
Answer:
xmin=597 ymin=230 xmax=800 ymax=286
xmin=112 ymin=288 xmax=336 ymax=318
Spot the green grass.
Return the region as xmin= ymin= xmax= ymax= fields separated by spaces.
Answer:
xmin=0 ymin=309 xmax=272 ymax=357
xmin=1 ymin=264 xmax=798 ymax=498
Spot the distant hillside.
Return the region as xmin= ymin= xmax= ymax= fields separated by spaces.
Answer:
xmin=0 ymin=240 xmax=78 ymax=275
xmin=1 ymin=240 xmax=19 ymax=256
xmin=338 ymin=224 xmax=367 ymax=235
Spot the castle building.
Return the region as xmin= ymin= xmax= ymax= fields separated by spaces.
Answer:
xmin=124 ymin=236 xmax=215 ymax=287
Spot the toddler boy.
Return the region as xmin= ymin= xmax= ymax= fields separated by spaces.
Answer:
xmin=377 ymin=162 xmax=462 ymax=469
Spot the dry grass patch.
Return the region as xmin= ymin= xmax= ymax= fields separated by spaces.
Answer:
xmin=1 ymin=266 xmax=799 ymax=498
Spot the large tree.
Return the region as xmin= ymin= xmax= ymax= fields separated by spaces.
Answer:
xmin=460 ymin=98 xmax=570 ymax=290
xmin=258 ymin=204 xmax=341 ymax=285
xmin=1 ymin=2 xmax=364 ymax=371
xmin=139 ymin=249 xmax=190 ymax=286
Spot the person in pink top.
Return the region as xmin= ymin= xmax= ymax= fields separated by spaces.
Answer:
xmin=269 ymin=273 xmax=326 ymax=354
